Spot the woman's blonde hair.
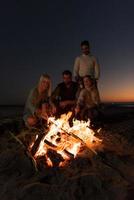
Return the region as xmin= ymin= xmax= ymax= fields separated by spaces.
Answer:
xmin=39 ymin=74 xmax=52 ymax=97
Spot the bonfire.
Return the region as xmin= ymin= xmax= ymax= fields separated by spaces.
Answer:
xmin=30 ymin=112 xmax=102 ymax=167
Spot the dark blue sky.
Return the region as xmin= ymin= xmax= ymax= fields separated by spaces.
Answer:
xmin=0 ymin=0 xmax=134 ymax=104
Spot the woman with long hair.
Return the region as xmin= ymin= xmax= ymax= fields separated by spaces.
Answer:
xmin=23 ymin=74 xmax=55 ymax=127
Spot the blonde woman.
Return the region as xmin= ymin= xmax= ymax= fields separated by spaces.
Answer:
xmin=23 ymin=74 xmax=55 ymax=127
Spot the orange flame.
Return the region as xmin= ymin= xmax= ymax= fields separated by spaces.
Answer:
xmin=34 ymin=112 xmax=102 ymax=167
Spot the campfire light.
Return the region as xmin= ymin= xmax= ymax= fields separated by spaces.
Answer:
xmin=33 ymin=112 xmax=102 ymax=167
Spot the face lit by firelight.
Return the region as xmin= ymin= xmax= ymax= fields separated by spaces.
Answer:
xmin=63 ymin=74 xmax=72 ymax=86
xmin=83 ymin=77 xmax=93 ymax=89
xmin=38 ymin=78 xmax=50 ymax=93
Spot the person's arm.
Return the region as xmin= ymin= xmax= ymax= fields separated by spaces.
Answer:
xmin=25 ymin=90 xmax=37 ymax=114
xmin=66 ymin=100 xmax=76 ymax=105
xmin=23 ymin=89 xmax=37 ymax=122
xmin=73 ymin=57 xmax=80 ymax=81
xmin=75 ymin=89 xmax=85 ymax=114
xmin=76 ymin=89 xmax=85 ymax=108
xmin=59 ymin=100 xmax=76 ymax=108
xmin=48 ymin=97 xmax=57 ymax=114
xmin=51 ymin=85 xmax=60 ymax=106
xmin=92 ymin=87 xmax=101 ymax=106
xmin=94 ymin=57 xmax=100 ymax=80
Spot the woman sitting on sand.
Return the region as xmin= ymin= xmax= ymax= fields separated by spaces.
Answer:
xmin=75 ymin=75 xmax=101 ymax=127
xmin=23 ymin=74 xmax=56 ymax=128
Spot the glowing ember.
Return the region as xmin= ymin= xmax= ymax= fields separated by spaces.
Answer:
xmin=33 ymin=112 xmax=102 ymax=167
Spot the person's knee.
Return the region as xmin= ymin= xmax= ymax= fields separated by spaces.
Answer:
xmin=27 ymin=116 xmax=38 ymax=127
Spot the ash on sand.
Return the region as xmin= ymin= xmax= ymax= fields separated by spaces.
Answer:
xmin=0 ymin=106 xmax=134 ymax=200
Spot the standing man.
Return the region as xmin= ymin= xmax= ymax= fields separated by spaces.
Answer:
xmin=73 ymin=40 xmax=100 ymax=87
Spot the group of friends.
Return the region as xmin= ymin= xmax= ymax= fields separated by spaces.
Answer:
xmin=23 ymin=40 xmax=101 ymax=128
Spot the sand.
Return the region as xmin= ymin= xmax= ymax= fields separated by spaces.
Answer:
xmin=0 ymin=105 xmax=134 ymax=200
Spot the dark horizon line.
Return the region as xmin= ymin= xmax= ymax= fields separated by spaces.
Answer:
xmin=0 ymin=101 xmax=134 ymax=107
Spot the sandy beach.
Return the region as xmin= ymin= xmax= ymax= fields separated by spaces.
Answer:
xmin=0 ymin=104 xmax=134 ymax=200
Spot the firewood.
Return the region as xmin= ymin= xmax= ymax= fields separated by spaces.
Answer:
xmin=31 ymin=129 xmax=47 ymax=156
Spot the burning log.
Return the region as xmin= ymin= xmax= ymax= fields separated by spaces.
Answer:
xmin=44 ymin=139 xmax=57 ymax=148
xmin=44 ymin=139 xmax=74 ymax=159
xmin=29 ymin=112 xmax=102 ymax=168
xmin=31 ymin=128 xmax=48 ymax=157
xmin=47 ymin=149 xmax=64 ymax=167
xmin=49 ymin=117 xmax=98 ymax=155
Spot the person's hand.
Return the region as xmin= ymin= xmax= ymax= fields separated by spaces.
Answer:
xmin=27 ymin=116 xmax=38 ymax=127
xmin=41 ymin=112 xmax=48 ymax=120
xmin=59 ymin=101 xmax=68 ymax=108
xmin=75 ymin=106 xmax=80 ymax=115
xmin=41 ymin=103 xmax=49 ymax=120
xmin=51 ymin=105 xmax=57 ymax=114
xmin=35 ymin=108 xmax=42 ymax=117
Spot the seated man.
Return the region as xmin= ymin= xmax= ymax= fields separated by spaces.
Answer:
xmin=75 ymin=75 xmax=101 ymax=127
xmin=23 ymin=74 xmax=55 ymax=128
xmin=51 ymin=70 xmax=78 ymax=116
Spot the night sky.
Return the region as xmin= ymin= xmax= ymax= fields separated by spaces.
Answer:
xmin=0 ymin=0 xmax=134 ymax=105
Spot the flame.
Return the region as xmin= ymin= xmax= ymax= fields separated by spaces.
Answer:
xmin=45 ymin=155 xmax=53 ymax=167
xmin=33 ymin=112 xmax=102 ymax=167
xmin=28 ymin=134 xmax=38 ymax=151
